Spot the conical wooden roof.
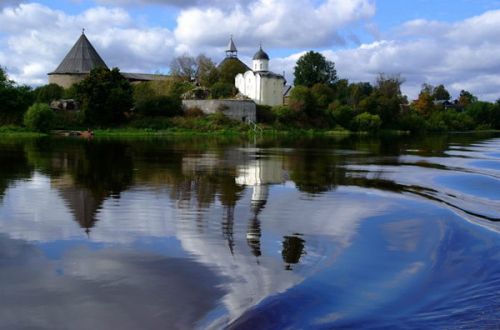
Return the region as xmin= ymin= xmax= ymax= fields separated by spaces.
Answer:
xmin=50 ymin=32 xmax=108 ymax=74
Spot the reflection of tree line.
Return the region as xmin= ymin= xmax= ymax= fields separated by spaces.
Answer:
xmin=0 ymin=134 xmax=495 ymax=265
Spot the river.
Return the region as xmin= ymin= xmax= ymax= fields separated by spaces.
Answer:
xmin=0 ymin=133 xmax=498 ymax=329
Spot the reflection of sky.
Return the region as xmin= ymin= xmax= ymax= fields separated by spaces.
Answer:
xmin=345 ymin=138 xmax=500 ymax=224
xmin=0 ymin=235 xmax=226 ymax=330
xmin=0 ymin=169 xmax=395 ymax=327
xmin=0 ymin=139 xmax=499 ymax=328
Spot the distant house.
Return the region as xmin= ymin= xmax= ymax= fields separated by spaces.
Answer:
xmin=433 ymin=99 xmax=460 ymax=110
xmin=48 ymin=30 xmax=169 ymax=88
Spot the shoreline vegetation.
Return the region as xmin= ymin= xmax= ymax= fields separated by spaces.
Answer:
xmin=2 ymin=51 xmax=499 ymax=137
xmin=0 ymin=124 xmax=498 ymax=139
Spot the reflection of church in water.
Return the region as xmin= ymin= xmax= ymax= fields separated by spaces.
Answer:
xmin=235 ymin=155 xmax=285 ymax=258
xmin=179 ymin=148 xmax=307 ymax=268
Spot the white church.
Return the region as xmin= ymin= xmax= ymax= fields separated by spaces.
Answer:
xmin=233 ymin=40 xmax=286 ymax=107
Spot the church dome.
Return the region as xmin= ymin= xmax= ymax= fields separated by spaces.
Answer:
xmin=253 ymin=47 xmax=269 ymax=60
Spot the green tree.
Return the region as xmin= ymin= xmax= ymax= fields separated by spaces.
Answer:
xmin=465 ymin=101 xmax=498 ymax=129
xmin=327 ymin=104 xmax=355 ymax=129
xmin=170 ymin=54 xmax=197 ymax=81
xmin=458 ymin=90 xmax=477 ymax=108
xmin=412 ymin=86 xmax=435 ymax=115
xmin=311 ymin=83 xmax=334 ymax=109
xmin=218 ymin=59 xmax=247 ymax=84
xmin=289 ymin=85 xmax=316 ymax=117
xmin=432 ymin=84 xmax=451 ymax=101
xmin=0 ymin=67 xmax=34 ymax=124
xmin=352 ymin=112 xmax=381 ymax=132
xmin=332 ymin=79 xmax=349 ymax=104
xmin=211 ymin=82 xmax=237 ymax=99
xmin=33 ymin=83 xmax=64 ymax=104
xmin=23 ymin=103 xmax=55 ymax=132
xmin=347 ymin=82 xmax=373 ymax=107
xmin=196 ymin=54 xmax=219 ymax=87
xmin=74 ymin=67 xmax=133 ymax=126
xmin=293 ymin=51 xmax=337 ymax=87
xmin=362 ymin=73 xmax=406 ymax=128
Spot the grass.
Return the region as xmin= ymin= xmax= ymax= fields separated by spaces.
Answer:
xmin=0 ymin=125 xmax=45 ymax=137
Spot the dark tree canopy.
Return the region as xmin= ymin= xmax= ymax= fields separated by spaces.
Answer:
xmin=218 ymin=58 xmax=247 ymax=84
xmin=75 ymin=67 xmax=133 ymax=126
xmin=34 ymin=83 xmax=64 ymax=104
xmin=0 ymin=66 xmax=34 ymax=124
xmin=458 ymin=90 xmax=477 ymax=107
xmin=293 ymin=51 xmax=337 ymax=87
xmin=432 ymin=84 xmax=451 ymax=101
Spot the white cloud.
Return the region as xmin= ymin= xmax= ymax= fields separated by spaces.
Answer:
xmin=174 ymin=0 xmax=375 ymax=53
xmin=1 ymin=1 xmax=500 ymax=101
xmin=0 ymin=3 xmax=175 ymax=84
xmin=270 ymin=9 xmax=500 ymax=101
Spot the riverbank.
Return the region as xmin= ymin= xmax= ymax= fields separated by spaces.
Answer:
xmin=2 ymin=125 xmax=498 ymax=139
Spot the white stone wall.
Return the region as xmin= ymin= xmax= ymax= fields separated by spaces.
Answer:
xmin=235 ymin=71 xmax=284 ymax=107
xmin=182 ymin=99 xmax=256 ymax=123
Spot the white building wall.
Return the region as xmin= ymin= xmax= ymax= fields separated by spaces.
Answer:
xmin=253 ymin=59 xmax=269 ymax=72
xmin=235 ymin=71 xmax=284 ymax=107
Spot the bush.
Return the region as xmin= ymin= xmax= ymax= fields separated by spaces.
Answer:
xmin=352 ymin=112 xmax=381 ymax=132
xmin=33 ymin=83 xmax=64 ymax=103
xmin=23 ymin=103 xmax=55 ymax=132
xmin=256 ymin=104 xmax=274 ymax=124
xmin=327 ymin=104 xmax=355 ymax=129
xmin=53 ymin=111 xmax=83 ymax=130
xmin=135 ymin=95 xmax=182 ymax=117
xmin=397 ymin=111 xmax=426 ymax=133
xmin=427 ymin=110 xmax=475 ymax=131
xmin=272 ymin=105 xmax=296 ymax=125
xmin=289 ymin=85 xmax=316 ymax=117
xmin=211 ymin=82 xmax=236 ymax=99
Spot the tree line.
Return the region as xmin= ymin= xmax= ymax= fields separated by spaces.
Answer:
xmin=1 ymin=49 xmax=499 ymax=133
xmin=278 ymin=51 xmax=500 ymax=132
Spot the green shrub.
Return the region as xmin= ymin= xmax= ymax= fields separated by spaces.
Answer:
xmin=327 ymin=104 xmax=355 ymax=129
xmin=0 ymin=67 xmax=34 ymax=125
xmin=289 ymin=85 xmax=316 ymax=117
xmin=427 ymin=110 xmax=475 ymax=131
xmin=135 ymin=95 xmax=182 ymax=117
xmin=53 ymin=111 xmax=83 ymax=130
xmin=211 ymin=82 xmax=236 ymax=99
xmin=397 ymin=111 xmax=426 ymax=133
xmin=256 ymin=104 xmax=274 ymax=124
xmin=23 ymin=103 xmax=55 ymax=132
xmin=352 ymin=112 xmax=381 ymax=132
xmin=272 ymin=105 xmax=295 ymax=124
xmin=33 ymin=83 xmax=64 ymax=104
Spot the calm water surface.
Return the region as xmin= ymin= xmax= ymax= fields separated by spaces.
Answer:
xmin=0 ymin=133 xmax=499 ymax=329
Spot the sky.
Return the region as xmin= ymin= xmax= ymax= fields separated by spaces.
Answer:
xmin=1 ymin=0 xmax=500 ymax=100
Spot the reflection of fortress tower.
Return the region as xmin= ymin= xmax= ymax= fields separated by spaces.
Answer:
xmin=51 ymin=175 xmax=103 ymax=236
xmin=236 ymin=156 xmax=286 ymax=258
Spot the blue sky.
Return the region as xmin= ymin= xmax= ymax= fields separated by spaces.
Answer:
xmin=1 ymin=0 xmax=500 ymax=100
